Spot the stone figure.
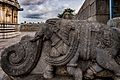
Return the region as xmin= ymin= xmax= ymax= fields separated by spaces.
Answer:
xmin=1 ymin=18 xmax=120 ymax=80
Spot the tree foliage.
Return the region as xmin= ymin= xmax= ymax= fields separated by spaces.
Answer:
xmin=57 ymin=8 xmax=75 ymax=19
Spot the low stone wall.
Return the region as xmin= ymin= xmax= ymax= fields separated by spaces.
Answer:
xmin=20 ymin=23 xmax=44 ymax=32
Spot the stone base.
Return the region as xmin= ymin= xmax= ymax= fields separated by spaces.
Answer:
xmin=3 ymin=74 xmax=73 ymax=80
xmin=0 ymin=32 xmax=21 ymax=39
xmin=107 ymin=17 xmax=120 ymax=28
xmin=3 ymin=74 xmax=116 ymax=80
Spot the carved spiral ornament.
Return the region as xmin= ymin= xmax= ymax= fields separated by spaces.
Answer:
xmin=1 ymin=40 xmax=40 ymax=76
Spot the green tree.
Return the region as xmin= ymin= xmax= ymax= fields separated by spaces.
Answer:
xmin=57 ymin=8 xmax=75 ymax=19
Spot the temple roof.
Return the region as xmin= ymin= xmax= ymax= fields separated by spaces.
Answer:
xmin=0 ymin=0 xmax=21 ymax=10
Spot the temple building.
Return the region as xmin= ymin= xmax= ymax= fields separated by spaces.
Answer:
xmin=0 ymin=0 xmax=22 ymax=39
xmin=76 ymin=0 xmax=120 ymax=24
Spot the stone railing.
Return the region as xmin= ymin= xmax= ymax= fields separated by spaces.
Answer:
xmin=1 ymin=18 xmax=120 ymax=80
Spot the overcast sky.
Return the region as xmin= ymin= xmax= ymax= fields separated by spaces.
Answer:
xmin=18 ymin=0 xmax=85 ymax=23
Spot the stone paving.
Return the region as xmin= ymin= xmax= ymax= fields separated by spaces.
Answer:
xmin=0 ymin=32 xmax=36 ymax=79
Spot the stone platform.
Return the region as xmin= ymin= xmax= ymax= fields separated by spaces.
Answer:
xmin=0 ymin=25 xmax=20 ymax=39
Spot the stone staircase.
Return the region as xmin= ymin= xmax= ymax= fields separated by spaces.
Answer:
xmin=0 ymin=25 xmax=21 ymax=39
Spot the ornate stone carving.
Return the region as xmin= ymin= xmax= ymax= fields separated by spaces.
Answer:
xmin=1 ymin=18 xmax=120 ymax=80
xmin=1 ymin=35 xmax=43 ymax=76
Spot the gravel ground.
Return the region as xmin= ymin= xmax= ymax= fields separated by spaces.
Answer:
xmin=0 ymin=32 xmax=36 ymax=79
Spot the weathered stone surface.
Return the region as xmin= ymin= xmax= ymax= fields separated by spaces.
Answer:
xmin=1 ymin=35 xmax=42 ymax=76
xmin=14 ymin=74 xmax=73 ymax=80
xmin=1 ymin=18 xmax=120 ymax=80
xmin=107 ymin=17 xmax=120 ymax=28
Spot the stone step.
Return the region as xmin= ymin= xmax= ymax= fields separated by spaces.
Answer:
xmin=0 ymin=28 xmax=15 ymax=30
xmin=0 ymin=32 xmax=21 ymax=39
xmin=0 ymin=30 xmax=16 ymax=33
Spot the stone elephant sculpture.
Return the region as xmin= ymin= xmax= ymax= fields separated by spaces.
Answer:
xmin=1 ymin=18 xmax=120 ymax=80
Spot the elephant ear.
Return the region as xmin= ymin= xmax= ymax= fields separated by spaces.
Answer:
xmin=1 ymin=35 xmax=43 ymax=77
xmin=45 ymin=31 xmax=79 ymax=66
